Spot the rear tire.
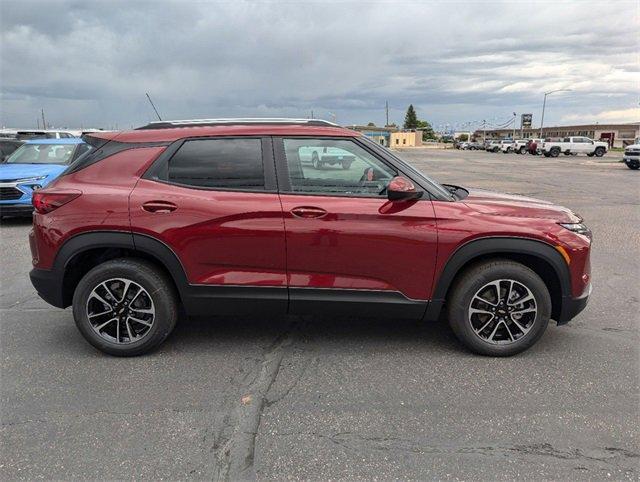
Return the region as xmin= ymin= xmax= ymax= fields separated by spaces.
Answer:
xmin=594 ymin=147 xmax=605 ymax=157
xmin=72 ymin=258 xmax=179 ymax=356
xmin=518 ymin=147 xmax=527 ymax=154
xmin=446 ymin=260 xmax=551 ymax=356
xmin=312 ymin=152 xmax=321 ymax=169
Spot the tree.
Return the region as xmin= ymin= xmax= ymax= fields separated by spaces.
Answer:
xmin=458 ymin=133 xmax=469 ymax=142
xmin=416 ymin=119 xmax=435 ymax=140
xmin=403 ymin=105 xmax=418 ymax=129
xmin=367 ymin=122 xmax=376 ymax=127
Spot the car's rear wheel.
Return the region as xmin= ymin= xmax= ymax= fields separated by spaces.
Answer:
xmin=72 ymin=258 xmax=178 ymax=356
xmin=518 ymin=146 xmax=527 ymax=154
xmin=446 ymin=260 xmax=551 ymax=356
xmin=594 ymin=147 xmax=605 ymax=157
xmin=311 ymin=152 xmax=321 ymax=169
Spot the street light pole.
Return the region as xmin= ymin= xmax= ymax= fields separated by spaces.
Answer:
xmin=512 ymin=112 xmax=516 ymax=139
xmin=539 ymin=89 xmax=571 ymax=139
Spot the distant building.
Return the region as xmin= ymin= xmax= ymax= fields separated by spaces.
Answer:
xmin=347 ymin=125 xmax=397 ymax=146
xmin=390 ymin=130 xmax=422 ymax=147
xmin=473 ymin=122 xmax=639 ymax=148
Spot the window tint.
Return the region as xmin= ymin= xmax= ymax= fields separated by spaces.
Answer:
xmin=283 ymin=138 xmax=396 ymax=196
xmin=168 ymin=138 xmax=264 ymax=190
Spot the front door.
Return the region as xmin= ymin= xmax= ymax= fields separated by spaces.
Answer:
xmin=130 ymin=136 xmax=287 ymax=314
xmin=274 ymin=136 xmax=438 ymax=318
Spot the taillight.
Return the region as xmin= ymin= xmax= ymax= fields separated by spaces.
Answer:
xmin=32 ymin=190 xmax=82 ymax=214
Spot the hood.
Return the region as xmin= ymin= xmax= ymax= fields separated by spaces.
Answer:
xmin=463 ymin=188 xmax=581 ymax=223
xmin=0 ymin=163 xmax=67 ymax=183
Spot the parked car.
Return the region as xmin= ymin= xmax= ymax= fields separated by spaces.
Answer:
xmin=0 ymin=138 xmax=91 ymax=218
xmin=487 ymin=140 xmax=514 ymax=153
xmin=299 ymin=145 xmax=355 ymax=169
xmin=623 ymin=138 xmax=640 ymax=170
xmin=513 ymin=139 xmax=529 ymax=154
xmin=29 ymin=118 xmax=591 ymax=357
xmin=0 ymin=139 xmax=25 ymax=161
xmin=15 ymin=130 xmax=78 ymax=140
xmin=542 ymin=137 xmax=608 ymax=158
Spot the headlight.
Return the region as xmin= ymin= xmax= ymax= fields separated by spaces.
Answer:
xmin=16 ymin=176 xmax=46 ymax=184
xmin=559 ymin=222 xmax=592 ymax=240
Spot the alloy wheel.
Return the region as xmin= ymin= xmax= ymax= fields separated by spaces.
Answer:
xmin=468 ymin=279 xmax=537 ymax=345
xmin=86 ymin=278 xmax=155 ymax=344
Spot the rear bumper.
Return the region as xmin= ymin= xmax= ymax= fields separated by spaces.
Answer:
xmin=557 ymin=283 xmax=591 ymax=325
xmin=29 ymin=267 xmax=66 ymax=308
xmin=0 ymin=203 xmax=33 ymax=217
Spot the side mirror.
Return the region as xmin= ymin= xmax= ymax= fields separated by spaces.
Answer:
xmin=387 ymin=176 xmax=423 ymax=201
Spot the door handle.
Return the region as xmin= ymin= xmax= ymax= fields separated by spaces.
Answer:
xmin=142 ymin=200 xmax=178 ymax=213
xmin=290 ymin=206 xmax=327 ymax=218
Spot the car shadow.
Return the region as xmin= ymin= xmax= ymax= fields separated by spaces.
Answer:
xmin=167 ymin=313 xmax=462 ymax=354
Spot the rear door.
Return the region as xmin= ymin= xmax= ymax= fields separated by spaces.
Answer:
xmin=130 ymin=136 xmax=287 ymax=314
xmin=274 ymin=136 xmax=438 ymax=318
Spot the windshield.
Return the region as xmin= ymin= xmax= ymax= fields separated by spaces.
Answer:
xmin=4 ymin=143 xmax=76 ymax=165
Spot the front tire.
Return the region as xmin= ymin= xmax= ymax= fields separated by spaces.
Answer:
xmin=446 ymin=260 xmax=551 ymax=356
xmin=72 ymin=258 xmax=178 ymax=356
xmin=550 ymin=147 xmax=560 ymax=158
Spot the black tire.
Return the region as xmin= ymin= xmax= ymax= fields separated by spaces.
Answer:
xmin=587 ymin=153 xmax=594 ymax=157
xmin=626 ymin=161 xmax=639 ymax=170
xmin=518 ymin=147 xmax=527 ymax=154
xmin=311 ymin=152 xmax=321 ymax=169
xmin=543 ymin=152 xmax=551 ymax=157
xmin=594 ymin=147 xmax=605 ymax=157
xmin=72 ymin=258 xmax=179 ymax=356
xmin=446 ymin=259 xmax=551 ymax=356
xmin=550 ymin=147 xmax=560 ymax=158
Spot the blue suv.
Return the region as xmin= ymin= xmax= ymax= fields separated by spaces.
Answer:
xmin=0 ymin=138 xmax=91 ymax=218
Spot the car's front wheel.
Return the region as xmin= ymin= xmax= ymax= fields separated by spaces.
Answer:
xmin=446 ymin=260 xmax=551 ymax=356
xmin=72 ymin=258 xmax=178 ymax=356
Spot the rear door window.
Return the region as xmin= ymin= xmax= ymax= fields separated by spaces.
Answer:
xmin=167 ymin=138 xmax=265 ymax=190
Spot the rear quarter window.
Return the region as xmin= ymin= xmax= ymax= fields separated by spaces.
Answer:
xmin=166 ymin=138 xmax=265 ymax=190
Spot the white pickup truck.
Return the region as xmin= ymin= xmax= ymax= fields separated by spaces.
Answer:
xmin=623 ymin=138 xmax=639 ymax=170
xmin=541 ymin=136 xmax=608 ymax=158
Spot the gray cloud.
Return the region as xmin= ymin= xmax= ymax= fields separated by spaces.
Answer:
xmin=1 ymin=0 xmax=638 ymax=130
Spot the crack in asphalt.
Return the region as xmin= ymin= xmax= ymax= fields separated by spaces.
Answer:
xmin=210 ymin=319 xmax=300 ymax=481
xmin=263 ymin=431 xmax=639 ymax=468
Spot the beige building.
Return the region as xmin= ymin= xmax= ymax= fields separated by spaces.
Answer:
xmin=474 ymin=122 xmax=639 ymax=148
xmin=390 ymin=130 xmax=422 ymax=147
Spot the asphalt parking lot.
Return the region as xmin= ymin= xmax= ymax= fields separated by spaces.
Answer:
xmin=1 ymin=149 xmax=638 ymax=480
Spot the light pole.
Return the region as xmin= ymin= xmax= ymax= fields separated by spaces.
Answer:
xmin=512 ymin=112 xmax=516 ymax=139
xmin=539 ymin=89 xmax=571 ymax=138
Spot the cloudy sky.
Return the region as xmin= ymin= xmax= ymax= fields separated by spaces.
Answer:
xmin=1 ymin=0 xmax=638 ymax=131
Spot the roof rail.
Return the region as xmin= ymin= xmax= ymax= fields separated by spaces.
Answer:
xmin=135 ymin=118 xmax=339 ymax=130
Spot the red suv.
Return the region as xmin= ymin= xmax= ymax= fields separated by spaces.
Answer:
xmin=28 ymin=119 xmax=592 ymax=357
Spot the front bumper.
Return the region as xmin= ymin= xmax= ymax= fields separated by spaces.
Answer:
xmin=623 ymin=155 xmax=639 ymax=167
xmin=30 ymin=267 xmax=66 ymax=308
xmin=557 ymin=283 xmax=591 ymax=325
xmin=0 ymin=203 xmax=34 ymax=217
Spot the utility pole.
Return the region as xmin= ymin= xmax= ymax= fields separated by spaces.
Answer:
xmin=482 ymin=120 xmax=486 ymax=143
xmin=512 ymin=112 xmax=516 ymax=139
xmin=311 ymin=110 xmax=314 ymax=119
xmin=385 ymin=101 xmax=389 ymax=127
xmin=41 ymin=109 xmax=46 ymax=129
xmin=37 ymin=118 xmax=40 ymax=129
xmin=540 ymin=89 xmax=571 ymax=138
xmin=145 ymin=93 xmax=162 ymax=121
